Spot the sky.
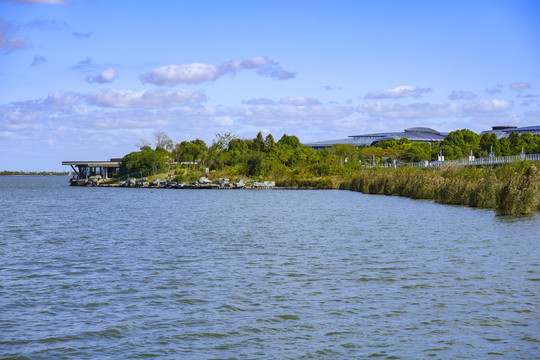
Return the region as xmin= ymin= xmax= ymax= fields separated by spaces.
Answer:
xmin=0 ymin=0 xmax=539 ymax=171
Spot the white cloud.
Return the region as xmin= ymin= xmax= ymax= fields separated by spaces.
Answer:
xmin=256 ymin=66 xmax=295 ymax=80
xmin=85 ymin=88 xmax=206 ymax=108
xmin=510 ymin=82 xmax=531 ymax=91
xmin=278 ymin=97 xmax=321 ymax=106
xmin=448 ymin=90 xmax=477 ymax=100
xmin=46 ymin=91 xmax=80 ymax=106
xmin=364 ymin=85 xmax=432 ymax=99
xmin=0 ymin=18 xmax=27 ymax=53
xmin=221 ymin=56 xmax=269 ymax=71
xmin=240 ymin=105 xmax=355 ymax=125
xmin=87 ymin=68 xmax=118 ymax=83
xmin=357 ymin=99 xmax=513 ymax=119
xmin=485 ymin=85 xmax=503 ymax=95
xmin=139 ymin=56 xmax=295 ymax=86
xmin=243 ymin=98 xmax=276 ymax=105
xmin=462 ymin=99 xmax=512 ymax=113
xmin=139 ymin=63 xmax=220 ymax=85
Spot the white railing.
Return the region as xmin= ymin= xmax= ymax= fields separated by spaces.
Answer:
xmin=368 ymin=153 xmax=540 ymax=169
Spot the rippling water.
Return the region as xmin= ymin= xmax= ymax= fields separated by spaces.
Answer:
xmin=1 ymin=176 xmax=539 ymax=359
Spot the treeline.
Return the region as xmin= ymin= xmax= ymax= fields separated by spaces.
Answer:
xmin=119 ymin=129 xmax=540 ymax=181
xmin=373 ymin=129 xmax=540 ymax=162
xmin=120 ymin=131 xmax=373 ymax=187
xmin=0 ymin=171 xmax=69 ymax=176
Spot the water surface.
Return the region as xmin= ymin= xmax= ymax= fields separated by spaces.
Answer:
xmin=1 ymin=176 xmax=539 ymax=359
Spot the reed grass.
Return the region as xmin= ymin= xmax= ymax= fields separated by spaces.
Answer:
xmin=340 ymin=161 xmax=540 ymax=215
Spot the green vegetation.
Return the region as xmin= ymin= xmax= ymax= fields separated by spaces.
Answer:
xmin=118 ymin=146 xmax=169 ymax=179
xmin=340 ymin=161 xmax=540 ymax=216
xmin=375 ymin=129 xmax=540 ymax=161
xmin=116 ymin=129 xmax=540 ymax=215
xmin=1 ymin=171 xmax=69 ymax=176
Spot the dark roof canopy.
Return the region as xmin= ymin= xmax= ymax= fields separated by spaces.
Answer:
xmin=304 ymin=127 xmax=448 ymax=149
xmin=404 ymin=127 xmax=441 ymax=135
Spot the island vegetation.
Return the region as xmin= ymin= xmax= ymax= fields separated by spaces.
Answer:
xmin=115 ymin=129 xmax=540 ymax=215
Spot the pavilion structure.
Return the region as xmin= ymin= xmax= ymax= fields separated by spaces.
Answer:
xmin=62 ymin=159 xmax=122 ymax=180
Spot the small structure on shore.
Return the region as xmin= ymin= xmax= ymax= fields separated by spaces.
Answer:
xmin=62 ymin=159 xmax=121 ymax=186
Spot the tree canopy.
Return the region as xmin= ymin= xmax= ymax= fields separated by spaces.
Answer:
xmin=118 ymin=129 xmax=540 ymax=180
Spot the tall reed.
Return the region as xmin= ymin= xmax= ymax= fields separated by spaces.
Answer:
xmin=340 ymin=162 xmax=540 ymax=215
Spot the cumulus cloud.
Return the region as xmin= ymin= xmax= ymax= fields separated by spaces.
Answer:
xmin=85 ymin=88 xmax=206 ymax=108
xmin=87 ymin=68 xmax=118 ymax=83
xmin=448 ymin=90 xmax=477 ymax=100
xmin=364 ymin=85 xmax=432 ymax=99
xmin=357 ymin=99 xmax=512 ymax=119
xmin=139 ymin=63 xmax=220 ymax=85
xmin=139 ymin=56 xmax=295 ymax=86
xmin=46 ymin=91 xmax=80 ymax=106
xmin=0 ymin=18 xmax=27 ymax=53
xmin=256 ymin=66 xmax=295 ymax=80
xmin=510 ymin=82 xmax=531 ymax=91
xmin=240 ymin=105 xmax=355 ymax=126
xmin=243 ymin=98 xmax=276 ymax=105
xmin=31 ymin=54 xmax=46 ymax=66
xmin=485 ymin=85 xmax=503 ymax=95
xmin=278 ymin=97 xmax=321 ymax=106
xmin=221 ymin=56 xmax=269 ymax=72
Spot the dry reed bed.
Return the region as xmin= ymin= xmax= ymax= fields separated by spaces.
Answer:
xmin=339 ymin=161 xmax=540 ymax=216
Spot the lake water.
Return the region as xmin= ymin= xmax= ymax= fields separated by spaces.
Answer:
xmin=1 ymin=176 xmax=539 ymax=359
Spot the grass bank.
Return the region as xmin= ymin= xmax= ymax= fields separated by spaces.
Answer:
xmin=339 ymin=161 xmax=540 ymax=216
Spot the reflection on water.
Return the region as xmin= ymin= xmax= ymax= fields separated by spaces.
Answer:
xmin=0 ymin=176 xmax=539 ymax=359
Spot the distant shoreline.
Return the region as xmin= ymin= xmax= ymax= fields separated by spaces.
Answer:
xmin=0 ymin=171 xmax=69 ymax=176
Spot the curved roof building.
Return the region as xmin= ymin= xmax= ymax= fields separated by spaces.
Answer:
xmin=480 ymin=125 xmax=540 ymax=138
xmin=304 ymin=127 xmax=448 ymax=150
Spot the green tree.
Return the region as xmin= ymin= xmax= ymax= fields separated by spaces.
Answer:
xmin=403 ymin=142 xmax=432 ymax=162
xmin=499 ymin=137 xmax=512 ymax=156
xmin=174 ymin=140 xmax=205 ymax=162
xmin=440 ymin=129 xmax=480 ymax=158
xmin=508 ymin=131 xmax=523 ymax=154
xmin=247 ymin=152 xmax=266 ymax=176
xmin=119 ymin=148 xmax=167 ymax=176
xmin=479 ymin=133 xmax=500 ymax=157
xmin=438 ymin=144 xmax=462 ymax=160
xmin=264 ymin=133 xmax=276 ymax=149
xmin=277 ymin=134 xmax=301 ymax=148
xmin=254 ymin=132 xmax=265 ymax=151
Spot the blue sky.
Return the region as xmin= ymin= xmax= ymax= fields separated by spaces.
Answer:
xmin=0 ymin=0 xmax=539 ymax=171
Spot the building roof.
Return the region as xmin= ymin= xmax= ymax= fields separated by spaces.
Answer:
xmin=62 ymin=160 xmax=121 ymax=168
xmin=480 ymin=125 xmax=540 ymax=138
xmin=304 ymin=127 xmax=448 ymax=149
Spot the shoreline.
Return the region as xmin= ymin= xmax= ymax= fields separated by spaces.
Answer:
xmin=66 ymin=161 xmax=540 ymax=216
